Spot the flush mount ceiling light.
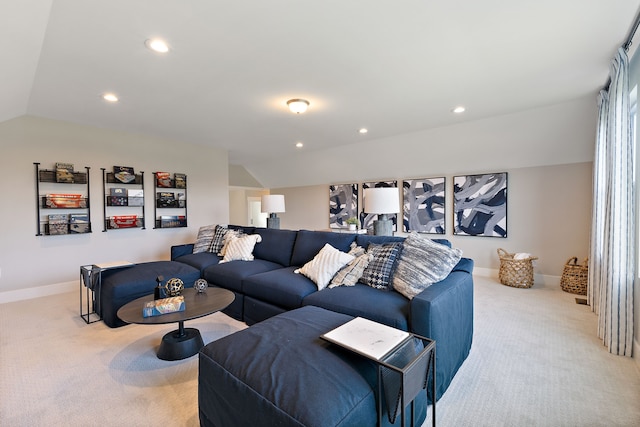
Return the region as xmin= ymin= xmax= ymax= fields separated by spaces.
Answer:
xmin=358 ymin=128 xmax=368 ymax=134
xmin=295 ymin=142 xmax=304 ymax=148
xmin=287 ymin=99 xmax=309 ymax=114
xmin=452 ymin=106 xmax=466 ymax=114
xmin=103 ymin=93 xmax=119 ymax=102
xmin=145 ymin=38 xmax=170 ymax=53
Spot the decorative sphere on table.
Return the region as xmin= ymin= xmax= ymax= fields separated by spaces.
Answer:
xmin=165 ymin=278 xmax=184 ymax=297
xmin=194 ymin=279 xmax=208 ymax=293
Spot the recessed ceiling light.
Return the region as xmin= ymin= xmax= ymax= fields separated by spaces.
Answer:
xmin=295 ymin=142 xmax=304 ymax=148
xmin=145 ymin=38 xmax=170 ymax=53
xmin=452 ymin=106 xmax=466 ymax=114
xmin=358 ymin=128 xmax=368 ymax=134
xmin=103 ymin=93 xmax=119 ymax=102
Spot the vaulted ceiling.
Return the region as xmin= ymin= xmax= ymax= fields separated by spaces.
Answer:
xmin=2 ymin=1 xmax=638 ymax=167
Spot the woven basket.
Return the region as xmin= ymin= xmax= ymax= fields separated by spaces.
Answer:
xmin=497 ymin=248 xmax=538 ymax=288
xmin=560 ymin=257 xmax=588 ymax=295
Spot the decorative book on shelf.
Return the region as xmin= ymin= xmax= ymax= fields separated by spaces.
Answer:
xmin=321 ymin=316 xmax=411 ymax=360
xmin=156 ymin=171 xmax=172 ymax=188
xmin=157 ymin=192 xmax=176 ymax=208
xmin=55 ymin=162 xmax=74 ymax=183
xmin=159 ymin=215 xmax=186 ymax=228
xmin=113 ymin=166 xmax=135 ymax=184
xmin=69 ymin=213 xmax=90 ymax=233
xmin=128 ymin=189 xmax=144 ymax=206
xmin=142 ymin=296 xmax=185 ymax=317
xmin=109 ymin=188 xmax=128 ymax=206
xmin=44 ymin=194 xmax=86 ymax=209
xmin=174 ymin=173 xmax=186 ymax=189
xmin=109 ymin=215 xmax=142 ymax=229
xmin=48 ymin=214 xmax=69 ymax=235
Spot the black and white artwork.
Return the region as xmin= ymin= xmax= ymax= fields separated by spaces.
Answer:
xmin=329 ymin=184 xmax=358 ymax=228
xmin=403 ymin=177 xmax=445 ymax=234
xmin=361 ymin=181 xmax=398 ymax=231
xmin=453 ymin=172 xmax=507 ymax=237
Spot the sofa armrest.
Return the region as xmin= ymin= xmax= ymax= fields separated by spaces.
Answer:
xmin=451 ymin=257 xmax=474 ymax=274
xmin=171 ymin=243 xmax=195 ymax=260
xmin=409 ymin=261 xmax=474 ymax=400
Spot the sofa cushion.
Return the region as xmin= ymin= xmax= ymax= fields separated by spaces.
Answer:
xmin=295 ymin=243 xmax=355 ymax=290
xmin=302 ymin=283 xmax=410 ymax=331
xmin=290 ymin=230 xmax=357 ymax=267
xmin=392 ymin=232 xmax=463 ymax=299
xmin=252 ymin=228 xmax=298 ymax=267
xmin=359 ymin=242 xmax=403 ymax=290
xmin=243 ymin=266 xmax=319 ymax=309
xmin=193 ymin=224 xmax=217 ymax=253
xmin=173 ymin=252 xmax=220 ymax=273
xmin=220 ymin=234 xmax=262 ymax=262
xmin=202 ymin=259 xmax=283 ymax=293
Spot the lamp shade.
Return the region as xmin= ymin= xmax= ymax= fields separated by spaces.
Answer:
xmin=261 ymin=194 xmax=285 ymax=213
xmin=364 ymin=187 xmax=399 ymax=214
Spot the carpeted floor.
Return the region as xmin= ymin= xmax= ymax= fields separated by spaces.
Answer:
xmin=1 ymin=275 xmax=639 ymax=426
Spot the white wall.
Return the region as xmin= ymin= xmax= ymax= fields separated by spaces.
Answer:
xmin=272 ymin=162 xmax=592 ymax=276
xmin=0 ymin=116 xmax=228 ymax=298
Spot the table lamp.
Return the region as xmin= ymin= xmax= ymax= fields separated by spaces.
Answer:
xmin=364 ymin=187 xmax=399 ymax=236
xmin=261 ymin=194 xmax=285 ymax=229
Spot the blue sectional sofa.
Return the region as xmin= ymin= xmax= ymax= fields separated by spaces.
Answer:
xmin=171 ymin=225 xmax=474 ymax=400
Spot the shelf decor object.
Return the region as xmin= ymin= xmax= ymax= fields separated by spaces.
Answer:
xmin=261 ymin=194 xmax=285 ymax=229
xmin=153 ymin=171 xmax=187 ymax=229
xmin=101 ymin=168 xmax=145 ymax=231
xmin=364 ymin=187 xmax=400 ymax=236
xmin=34 ymin=162 xmax=92 ymax=236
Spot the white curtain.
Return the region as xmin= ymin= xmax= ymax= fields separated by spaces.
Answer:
xmin=588 ymin=47 xmax=635 ymax=357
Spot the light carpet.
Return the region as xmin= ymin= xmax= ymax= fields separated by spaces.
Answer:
xmin=1 ymin=276 xmax=639 ymax=426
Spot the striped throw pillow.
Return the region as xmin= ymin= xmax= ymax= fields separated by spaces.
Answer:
xmin=295 ymin=243 xmax=355 ymax=290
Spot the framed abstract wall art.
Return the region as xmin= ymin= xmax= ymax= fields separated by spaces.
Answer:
xmin=361 ymin=181 xmax=398 ymax=231
xmin=329 ymin=183 xmax=358 ymax=228
xmin=402 ymin=177 xmax=445 ymax=234
xmin=453 ymin=172 xmax=507 ymax=237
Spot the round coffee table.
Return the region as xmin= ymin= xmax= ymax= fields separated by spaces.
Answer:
xmin=117 ymin=287 xmax=235 ymax=360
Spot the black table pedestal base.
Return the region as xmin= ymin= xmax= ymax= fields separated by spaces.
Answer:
xmin=157 ymin=325 xmax=204 ymax=361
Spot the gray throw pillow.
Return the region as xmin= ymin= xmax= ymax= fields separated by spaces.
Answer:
xmin=392 ymin=232 xmax=462 ymax=299
xmin=193 ymin=225 xmax=217 ymax=253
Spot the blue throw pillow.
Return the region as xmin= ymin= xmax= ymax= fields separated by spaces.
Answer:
xmin=359 ymin=242 xmax=403 ymax=290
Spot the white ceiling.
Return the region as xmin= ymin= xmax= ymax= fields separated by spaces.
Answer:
xmin=2 ymin=1 xmax=639 ymax=167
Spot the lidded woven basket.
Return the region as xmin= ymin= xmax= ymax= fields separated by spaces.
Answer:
xmin=560 ymin=257 xmax=588 ymax=295
xmin=497 ymin=248 xmax=538 ymax=288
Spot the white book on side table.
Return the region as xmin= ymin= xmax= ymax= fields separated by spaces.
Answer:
xmin=321 ymin=316 xmax=411 ymax=361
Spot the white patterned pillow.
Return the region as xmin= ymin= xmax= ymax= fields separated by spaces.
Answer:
xmin=329 ymin=243 xmax=371 ymax=287
xmin=392 ymin=232 xmax=462 ymax=299
xmin=218 ymin=229 xmax=244 ymax=257
xmin=295 ymin=243 xmax=355 ymax=290
xmin=193 ymin=225 xmax=217 ymax=254
xmin=219 ymin=234 xmax=262 ymax=263
xmin=359 ymin=242 xmax=403 ymax=290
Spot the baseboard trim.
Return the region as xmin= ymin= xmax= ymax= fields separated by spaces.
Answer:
xmin=473 ymin=267 xmax=561 ymax=288
xmin=0 ymin=280 xmax=76 ymax=304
